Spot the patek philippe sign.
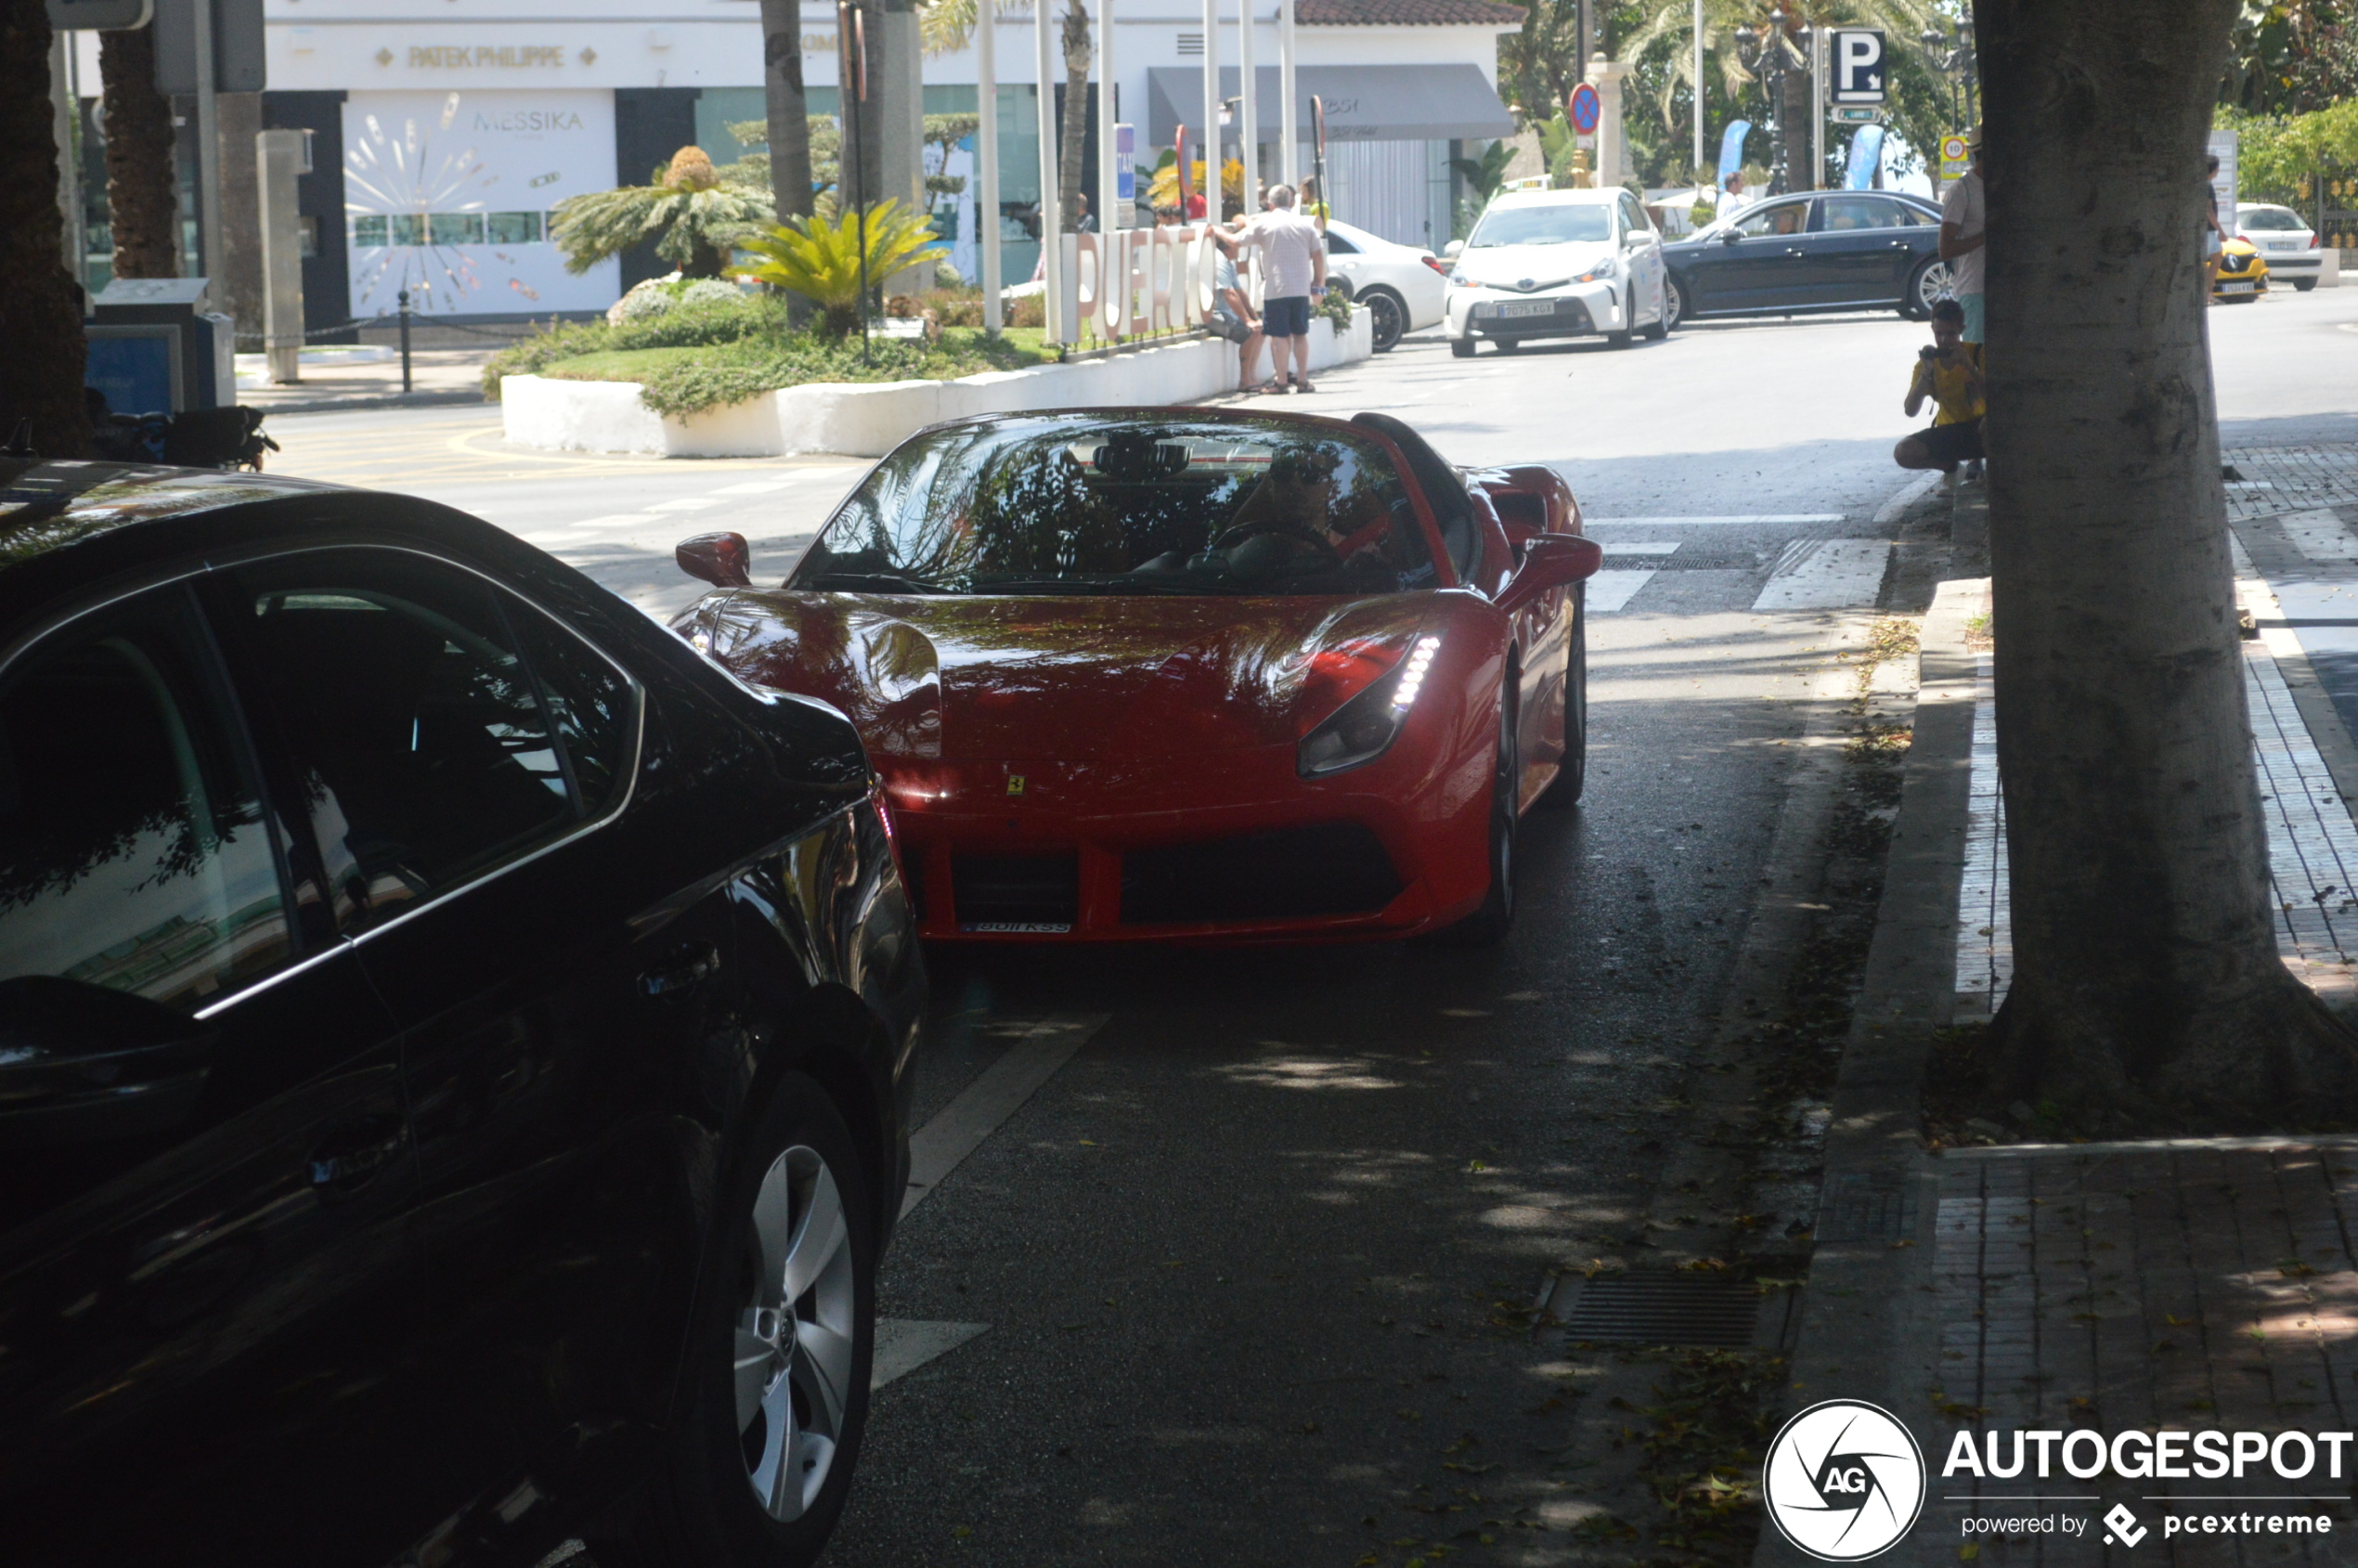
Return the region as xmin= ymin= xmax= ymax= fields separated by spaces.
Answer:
xmin=405 ymin=45 xmax=566 ymax=69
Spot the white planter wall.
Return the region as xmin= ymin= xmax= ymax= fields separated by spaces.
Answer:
xmin=499 ymin=309 xmax=1375 ymax=460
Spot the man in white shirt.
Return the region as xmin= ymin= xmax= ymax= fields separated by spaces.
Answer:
xmin=1231 ymin=185 xmax=1327 ymax=394
xmin=1939 ymin=131 xmax=1986 ymax=351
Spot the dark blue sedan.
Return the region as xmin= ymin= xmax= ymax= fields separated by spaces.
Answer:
xmin=1661 ymin=190 xmax=1950 ymax=327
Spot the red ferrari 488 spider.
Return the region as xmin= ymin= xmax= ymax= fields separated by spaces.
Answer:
xmin=671 ymin=408 xmax=1599 ymax=944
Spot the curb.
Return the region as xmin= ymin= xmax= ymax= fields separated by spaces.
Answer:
xmin=244 ymin=390 xmax=489 ymax=417
xmin=1749 ymin=576 xmax=1989 ymax=1568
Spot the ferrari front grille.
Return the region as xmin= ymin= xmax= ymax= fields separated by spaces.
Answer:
xmin=952 ymin=851 xmax=1080 ymax=931
xmin=1119 ymin=823 xmax=1404 ymax=925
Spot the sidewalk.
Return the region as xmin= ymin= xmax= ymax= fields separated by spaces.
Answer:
xmin=1761 ymin=447 xmax=2358 ymax=1568
xmin=231 ymin=344 xmax=497 ymax=413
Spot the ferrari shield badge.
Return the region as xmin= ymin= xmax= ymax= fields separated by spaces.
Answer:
xmin=1005 ymin=774 xmax=1027 ymax=797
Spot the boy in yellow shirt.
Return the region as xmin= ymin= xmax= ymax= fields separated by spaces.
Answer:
xmin=1894 ymin=298 xmax=1987 ymax=476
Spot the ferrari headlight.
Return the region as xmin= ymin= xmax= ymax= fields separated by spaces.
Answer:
xmin=1298 ymin=636 xmax=1441 ymax=778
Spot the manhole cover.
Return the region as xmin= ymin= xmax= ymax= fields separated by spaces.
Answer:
xmin=1558 ymin=1272 xmax=1761 ymax=1347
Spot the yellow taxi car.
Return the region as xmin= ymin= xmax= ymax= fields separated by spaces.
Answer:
xmin=2215 ymin=236 xmax=2270 ymax=301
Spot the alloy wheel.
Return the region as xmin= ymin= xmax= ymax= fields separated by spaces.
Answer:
xmin=1365 ymin=290 xmax=1406 ymax=352
xmin=1913 ymin=259 xmax=1954 ymax=317
xmin=734 ymin=1145 xmax=859 ymax=1523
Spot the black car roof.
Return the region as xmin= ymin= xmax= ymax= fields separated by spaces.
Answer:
xmin=0 ymin=460 xmax=344 ymax=564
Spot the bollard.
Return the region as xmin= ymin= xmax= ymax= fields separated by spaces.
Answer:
xmin=397 ymin=290 xmax=412 ymax=394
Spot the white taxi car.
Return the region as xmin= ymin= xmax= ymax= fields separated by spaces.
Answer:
xmin=1444 ymin=188 xmax=1672 ymax=356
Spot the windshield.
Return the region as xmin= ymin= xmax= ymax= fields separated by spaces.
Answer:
xmin=794 ymin=414 xmax=1439 ymax=598
xmin=2239 ymin=206 xmax=2305 ymax=231
xmin=1467 ymin=203 xmax=1612 ymax=248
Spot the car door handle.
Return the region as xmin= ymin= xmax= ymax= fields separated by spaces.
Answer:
xmin=639 ymin=940 xmax=722 ymax=999
xmin=309 ymin=1113 xmax=408 ymax=1195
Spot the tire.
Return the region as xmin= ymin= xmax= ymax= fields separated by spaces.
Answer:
xmin=1496 ymin=337 xmax=1522 ymax=354
xmin=1664 ymin=276 xmax=1689 ymax=331
xmin=602 ymin=1071 xmax=877 ymax=1568
xmin=1640 ymin=276 xmax=1670 ymax=340
xmin=1444 ymin=694 xmax=1519 ymax=947
xmin=1606 ymin=292 xmax=1635 ymax=348
xmin=2295 ymin=278 xmax=2318 ymax=292
xmin=1450 ymin=335 xmax=1478 ymax=357
xmin=1903 ymin=256 xmax=1951 ymax=320
xmin=1535 ymin=588 xmax=1587 ymax=809
xmin=1362 ymin=287 xmax=1407 ymax=352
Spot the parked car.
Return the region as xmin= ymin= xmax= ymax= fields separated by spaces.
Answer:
xmin=0 ymin=461 xmax=923 ymax=1568
xmin=672 ymin=408 xmax=1602 ymax=947
xmin=2216 ymin=235 xmax=2271 ymax=301
xmin=1660 ymin=190 xmax=1950 ymax=325
xmin=1319 ymin=217 xmax=1448 ymax=352
xmin=1444 ymin=188 xmax=1673 ymax=356
xmin=2235 ymin=203 xmax=2322 ymax=291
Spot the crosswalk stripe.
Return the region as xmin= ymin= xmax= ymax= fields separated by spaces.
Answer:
xmin=1751 ymin=539 xmax=1892 ymax=612
xmin=1587 ymin=513 xmax=1845 ymax=526
xmin=1586 ymin=569 xmax=1657 ymax=614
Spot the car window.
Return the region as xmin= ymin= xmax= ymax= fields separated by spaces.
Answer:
xmin=227 ymin=550 xmax=627 ymax=935
xmin=1325 ymin=231 xmax=1360 ymax=254
xmin=1467 ymin=203 xmax=1612 ymax=247
xmin=1618 ymin=191 xmax=1652 ymax=235
xmin=801 ymin=414 xmax=1437 ymax=597
xmin=0 ymin=586 xmax=294 ymax=1009
xmin=1732 ymin=201 xmax=1809 ymax=238
xmin=1818 ymin=196 xmax=1913 ymax=231
xmin=2238 ymin=207 xmax=2305 ymax=231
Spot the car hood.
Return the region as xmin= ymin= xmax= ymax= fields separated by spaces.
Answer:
xmin=1453 ymin=241 xmax=1612 ymax=289
xmin=704 ymin=591 xmax=1433 ymax=762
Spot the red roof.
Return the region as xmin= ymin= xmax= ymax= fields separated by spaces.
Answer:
xmin=1298 ymin=0 xmax=1526 ymax=24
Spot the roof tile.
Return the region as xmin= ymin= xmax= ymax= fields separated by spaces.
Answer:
xmin=1298 ymin=0 xmax=1526 ymax=26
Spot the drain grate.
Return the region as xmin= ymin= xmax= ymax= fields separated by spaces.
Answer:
xmin=1558 ymin=1272 xmax=1762 ymax=1347
xmin=1816 ymin=1169 xmax=1920 ymax=1246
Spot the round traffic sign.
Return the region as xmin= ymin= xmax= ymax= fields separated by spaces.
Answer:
xmin=1940 ymin=134 xmax=1969 ymax=162
xmin=1568 ymin=83 xmax=1601 ymax=136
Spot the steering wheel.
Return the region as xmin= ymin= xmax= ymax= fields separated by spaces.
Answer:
xmin=1209 ymin=521 xmax=1343 ymax=563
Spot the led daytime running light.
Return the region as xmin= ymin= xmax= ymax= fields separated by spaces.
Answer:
xmin=1392 ymin=636 xmax=1443 ymax=710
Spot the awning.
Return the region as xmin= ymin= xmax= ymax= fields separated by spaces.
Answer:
xmin=1145 ymin=64 xmax=1514 ymax=148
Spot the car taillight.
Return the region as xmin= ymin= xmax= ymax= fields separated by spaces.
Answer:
xmin=1422 ymin=255 xmax=1449 ymax=276
xmin=2313 ymin=233 xmax=2324 ymax=248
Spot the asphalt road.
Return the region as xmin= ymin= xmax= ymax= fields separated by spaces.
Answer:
xmin=259 ymin=286 xmax=2358 ymax=1567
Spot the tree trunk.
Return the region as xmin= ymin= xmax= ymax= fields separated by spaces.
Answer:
xmin=759 ymin=0 xmax=813 ymax=222
xmin=1776 ymin=60 xmax=1810 ymax=191
xmin=1 ymin=0 xmax=90 ymax=456
xmin=1980 ymin=0 xmax=2358 ymax=1125
xmin=99 ymin=26 xmax=177 ymax=279
xmin=216 ymin=91 xmax=264 ymax=343
xmin=1058 ymin=0 xmax=1089 ymax=227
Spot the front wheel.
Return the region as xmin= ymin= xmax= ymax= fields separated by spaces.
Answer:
xmin=2295 ymin=278 xmax=2319 ymax=292
xmin=602 ymin=1072 xmax=877 ymax=1568
xmin=1443 ymin=700 xmax=1519 ymax=947
xmin=1450 ymin=335 xmax=1478 ymax=358
xmin=1363 ymin=288 xmax=1407 ymax=351
xmin=1535 ymin=590 xmax=1587 ymax=809
xmin=1606 ymin=292 xmax=1635 ymax=348
xmin=1904 ymin=256 xmax=1951 ymax=320
xmin=1640 ymin=276 xmax=1671 ymax=340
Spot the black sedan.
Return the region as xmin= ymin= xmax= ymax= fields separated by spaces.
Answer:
xmin=1661 ymin=190 xmax=1950 ymax=327
xmin=0 ymin=461 xmax=923 ymax=1568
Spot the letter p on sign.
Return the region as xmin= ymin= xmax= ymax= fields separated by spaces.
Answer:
xmin=1833 ymin=29 xmax=1886 ymax=103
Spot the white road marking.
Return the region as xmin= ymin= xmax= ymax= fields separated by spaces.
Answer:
xmin=2281 ymin=508 xmax=2358 ymax=562
xmin=873 ymin=1318 xmax=991 ymax=1390
xmin=709 ymin=480 xmax=799 ymax=495
xmin=1751 ymin=538 xmax=1893 ymax=611
xmin=650 ymin=498 xmax=724 ymax=512
xmin=901 ymin=1013 xmax=1111 ymax=1219
xmin=1872 ymin=471 xmax=1945 ymax=525
xmin=1602 ymin=540 xmax=1681 ymax=556
xmin=1586 ymin=513 xmax=1845 ymax=525
xmin=1585 ymin=569 xmax=1657 ymax=613
xmin=566 ymin=512 xmax=660 ymax=527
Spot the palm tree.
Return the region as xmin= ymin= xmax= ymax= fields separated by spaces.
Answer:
xmin=925 ymin=0 xmax=1093 ymax=227
xmin=2 ymin=0 xmax=88 ymax=455
xmin=758 ymin=0 xmax=816 ymax=225
xmin=97 ymin=26 xmax=178 ymax=279
xmin=551 ymin=148 xmax=776 ymax=279
xmin=740 ymin=199 xmax=951 ymax=334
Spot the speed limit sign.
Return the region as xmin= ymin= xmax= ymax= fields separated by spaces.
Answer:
xmin=1939 ymin=134 xmax=1971 ymax=182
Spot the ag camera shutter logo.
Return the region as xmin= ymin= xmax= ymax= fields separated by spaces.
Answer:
xmin=1763 ymin=1399 xmax=1926 ymax=1561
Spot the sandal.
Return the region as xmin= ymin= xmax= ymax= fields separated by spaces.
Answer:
xmin=1294 ymin=378 xmax=1315 ymax=394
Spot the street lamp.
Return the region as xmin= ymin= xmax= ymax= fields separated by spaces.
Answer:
xmin=1734 ymin=9 xmax=1811 ymax=194
xmin=1916 ymin=16 xmax=1977 ymax=130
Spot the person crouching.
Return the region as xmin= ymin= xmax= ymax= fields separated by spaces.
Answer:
xmin=1894 ymin=298 xmax=1987 ymax=479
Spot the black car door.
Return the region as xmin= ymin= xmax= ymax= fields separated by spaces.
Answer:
xmin=1689 ymin=198 xmax=1816 ymax=311
xmin=0 ymin=577 xmax=423 ymax=1567
xmin=213 ymin=543 xmax=735 ymax=1543
xmin=1810 ymin=193 xmax=1933 ymax=305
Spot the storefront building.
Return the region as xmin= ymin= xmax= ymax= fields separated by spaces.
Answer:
xmin=84 ymin=0 xmax=1519 ymax=335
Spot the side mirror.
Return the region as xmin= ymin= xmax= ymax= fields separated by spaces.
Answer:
xmin=0 ymin=977 xmax=215 ymax=1147
xmin=1718 ymin=228 xmax=1743 ymax=244
xmin=1496 ymin=533 xmax=1602 ymax=615
xmin=677 ymin=531 xmax=752 ymax=589
xmin=1444 ymin=239 xmax=1465 ymax=258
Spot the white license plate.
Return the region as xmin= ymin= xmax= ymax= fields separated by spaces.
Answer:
xmin=1489 ymin=300 xmax=1555 ymax=318
xmin=2220 ymin=280 xmax=2258 ymax=294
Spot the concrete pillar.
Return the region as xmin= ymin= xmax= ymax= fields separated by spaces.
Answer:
xmin=257 ymin=128 xmax=308 ymax=383
xmin=1584 ymin=55 xmax=1633 ymax=189
xmin=879 ymin=0 xmax=926 ymax=293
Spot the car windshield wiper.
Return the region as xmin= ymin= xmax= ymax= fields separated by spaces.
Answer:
xmin=803 ymin=571 xmax=957 ymax=594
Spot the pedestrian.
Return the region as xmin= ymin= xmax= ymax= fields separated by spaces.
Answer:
xmin=1209 ymin=228 xmax=1268 ymax=393
xmin=1301 ymin=175 xmax=1329 ymax=231
xmin=1717 ymin=169 xmax=1754 ymax=215
xmin=1232 ymin=184 xmax=1326 ymax=394
xmin=2202 ymin=153 xmax=2227 ymax=301
xmin=1893 ymin=298 xmax=1987 ymax=479
xmin=1074 ymin=192 xmax=1097 ymax=234
xmin=1938 ymin=129 xmax=1986 ymax=355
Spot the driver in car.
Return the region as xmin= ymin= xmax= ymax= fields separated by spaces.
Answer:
xmin=1218 ymin=450 xmax=1406 ymax=587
